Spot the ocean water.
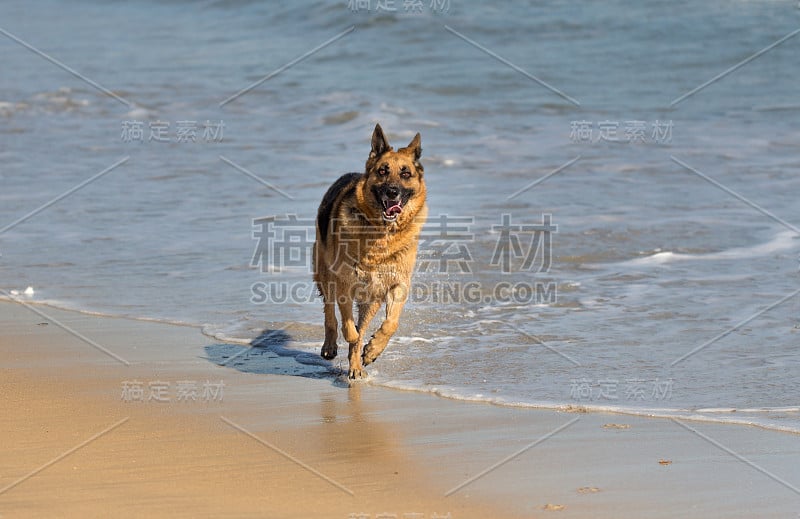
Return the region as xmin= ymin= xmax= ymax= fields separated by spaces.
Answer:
xmin=2 ymin=0 xmax=799 ymax=432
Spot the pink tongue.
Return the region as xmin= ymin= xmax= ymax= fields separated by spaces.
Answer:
xmin=386 ymin=203 xmax=402 ymax=216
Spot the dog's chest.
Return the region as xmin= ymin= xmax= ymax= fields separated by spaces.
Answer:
xmin=352 ymin=262 xmax=402 ymax=301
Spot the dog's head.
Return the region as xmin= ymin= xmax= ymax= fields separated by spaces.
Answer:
xmin=359 ymin=124 xmax=426 ymax=227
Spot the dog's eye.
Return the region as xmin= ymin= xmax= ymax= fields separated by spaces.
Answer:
xmin=400 ymin=167 xmax=412 ymax=179
xmin=379 ymin=165 xmax=390 ymax=176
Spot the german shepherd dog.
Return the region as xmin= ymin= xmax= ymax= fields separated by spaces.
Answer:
xmin=313 ymin=124 xmax=427 ymax=380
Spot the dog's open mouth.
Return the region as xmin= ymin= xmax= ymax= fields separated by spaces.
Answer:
xmin=381 ymin=196 xmax=403 ymax=222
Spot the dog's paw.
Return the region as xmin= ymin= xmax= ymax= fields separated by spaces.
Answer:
xmin=348 ymin=366 xmax=367 ymax=380
xmin=362 ymin=350 xmax=376 ymax=366
xmin=320 ymin=342 xmax=338 ymax=360
xmin=362 ymin=341 xmax=381 ymax=365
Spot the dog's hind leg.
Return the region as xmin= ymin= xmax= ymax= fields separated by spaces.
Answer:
xmin=320 ymin=299 xmax=338 ymax=360
xmin=315 ymin=244 xmax=339 ymax=360
xmin=363 ymin=285 xmax=407 ymax=365
xmin=316 ymin=274 xmax=339 ymax=359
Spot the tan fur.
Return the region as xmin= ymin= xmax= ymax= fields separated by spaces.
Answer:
xmin=313 ymin=124 xmax=428 ymax=379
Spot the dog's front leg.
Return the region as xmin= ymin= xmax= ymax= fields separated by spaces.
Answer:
xmin=363 ymin=284 xmax=407 ymax=365
xmin=357 ymin=300 xmax=382 ymax=342
xmin=338 ymin=296 xmax=365 ymax=379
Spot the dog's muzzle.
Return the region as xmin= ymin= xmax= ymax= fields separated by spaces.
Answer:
xmin=375 ymin=184 xmax=409 ymax=222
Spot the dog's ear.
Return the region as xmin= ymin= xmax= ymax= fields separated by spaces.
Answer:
xmin=403 ymin=132 xmax=422 ymax=162
xmin=399 ymin=133 xmax=423 ymax=172
xmin=370 ymin=124 xmax=391 ymax=160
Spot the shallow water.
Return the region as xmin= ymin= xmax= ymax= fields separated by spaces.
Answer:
xmin=1 ymin=0 xmax=798 ymax=432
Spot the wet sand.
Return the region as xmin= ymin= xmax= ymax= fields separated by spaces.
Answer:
xmin=1 ymin=300 xmax=798 ymax=518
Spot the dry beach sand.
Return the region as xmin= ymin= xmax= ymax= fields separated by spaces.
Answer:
xmin=1 ymin=300 xmax=798 ymax=518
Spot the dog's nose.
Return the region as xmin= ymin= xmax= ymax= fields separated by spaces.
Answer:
xmin=385 ymin=186 xmax=400 ymax=199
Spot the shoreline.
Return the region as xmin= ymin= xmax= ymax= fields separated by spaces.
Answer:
xmin=6 ymin=296 xmax=800 ymax=437
xmin=2 ymin=300 xmax=799 ymax=518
